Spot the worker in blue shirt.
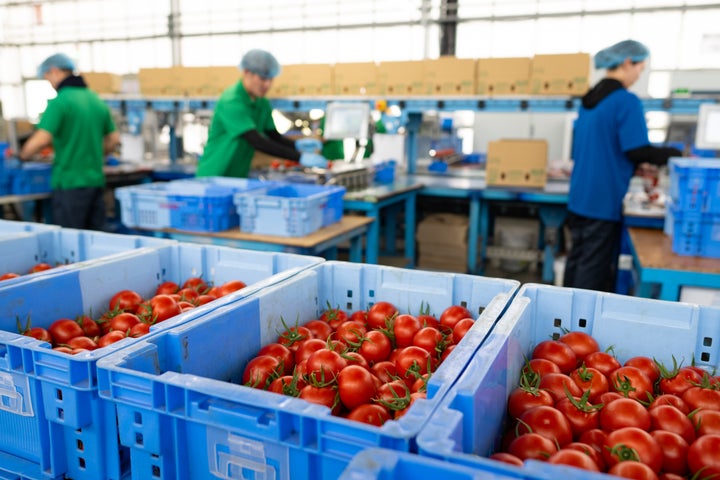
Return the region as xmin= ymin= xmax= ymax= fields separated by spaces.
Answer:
xmin=563 ymin=40 xmax=682 ymax=292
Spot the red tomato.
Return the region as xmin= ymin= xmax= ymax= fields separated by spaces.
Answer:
xmin=155 ymin=281 xmax=179 ymax=295
xmin=149 ymin=295 xmax=182 ymax=323
xmin=411 ymin=327 xmax=445 ymax=356
xmin=584 ymin=351 xmax=622 ymax=377
xmin=538 ymin=372 xmax=582 ymax=403
xmin=439 ymin=305 xmax=473 ymax=332
xmin=0 ymin=272 xmax=20 ymax=281
xmin=345 ymin=403 xmax=391 ymax=426
xmin=507 ymin=432 xmax=558 ymax=461
xmin=53 ymin=346 xmax=74 ymax=354
xmin=194 ymin=294 xmax=217 ymax=306
xmin=216 ymin=280 xmax=246 ymax=297
xmin=109 ymin=312 xmax=141 ymax=332
xmin=305 ymin=349 xmax=347 ymax=384
xmin=393 ymin=314 xmax=422 ymax=348
xmin=48 ymin=318 xmax=85 ymax=345
xmin=177 ymin=288 xmax=199 ymax=303
xmin=609 ymin=365 xmax=654 ymax=402
xmin=348 ymin=309 xmax=368 ymax=325
xmin=625 ymin=356 xmax=661 ymax=384
xmin=267 ymin=375 xmax=306 ymax=397
xmin=578 ymin=429 xmax=608 ymax=459
xmin=257 ymin=343 xmax=295 ymax=375
xmin=394 ymin=346 xmax=432 ymax=383
xmin=417 ymin=313 xmax=440 ymax=330
xmin=603 ymin=427 xmax=662 ymax=473
xmin=303 ymin=320 xmax=334 ymax=341
xmin=66 ymin=336 xmax=98 ymax=351
xmin=692 ymin=409 xmax=720 ymax=437
xmin=487 ymin=452 xmax=523 ymax=467
xmin=522 ymin=358 xmax=561 ymax=378
xmin=366 ymin=301 xmax=398 ymax=330
xmin=242 ymin=355 xmax=282 ymax=389
xmin=277 ymin=325 xmax=312 ymax=352
xmin=109 ymin=289 xmax=144 ymax=313
xmin=320 ymin=305 xmax=349 ymax=330
xmin=516 ymin=405 xmax=573 ymax=447
xmin=650 ymin=430 xmax=689 ymax=476
xmin=75 ymin=315 xmax=100 ymax=337
xmin=682 ymin=386 xmax=720 ymax=412
xmin=558 ymin=331 xmax=599 ymax=364
xmin=607 ymin=461 xmax=659 ymax=480
xmin=294 ymin=338 xmax=327 ymax=365
xmin=338 ymin=365 xmax=377 ymax=410
xmin=507 ymin=386 xmax=554 ymax=419
xmin=129 ymin=323 xmax=151 ymax=338
xmin=555 ymin=395 xmax=601 ymax=437
xmin=22 ymin=326 xmax=53 ymax=343
xmin=182 ymin=276 xmax=209 ymax=293
xmin=29 ymin=262 xmax=53 ymax=273
xmin=334 ymin=320 xmax=367 ymax=346
xmin=299 ymin=385 xmax=340 ymax=415
xmin=687 ymin=434 xmax=720 ymax=478
xmin=358 ymin=330 xmax=392 ymax=364
xmin=648 ymin=394 xmax=690 ymax=414
xmin=649 ymin=405 xmax=696 ymax=444
xmin=569 ymin=365 xmax=609 ymax=402
xmin=531 ymin=340 xmax=577 ymax=374
xmin=565 ymin=441 xmax=606 ymax=471
xmin=371 ymin=361 xmax=398 ymax=383
xmin=97 ymin=330 xmax=128 ymax=348
xmin=451 ymin=318 xmax=475 ymax=344
xmin=600 ymin=397 xmax=651 ymax=431
xmin=393 ymin=391 xmax=425 ymax=419
xmin=547 ymin=449 xmax=600 ymax=472
xmin=659 ymin=366 xmax=703 ymax=397
xmin=374 ymin=380 xmax=411 ymax=411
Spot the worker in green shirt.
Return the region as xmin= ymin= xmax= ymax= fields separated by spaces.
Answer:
xmin=19 ymin=53 xmax=120 ymax=230
xmin=197 ymin=49 xmax=327 ymax=178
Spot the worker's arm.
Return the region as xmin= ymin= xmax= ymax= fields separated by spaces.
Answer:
xmin=626 ymin=145 xmax=682 ymax=167
xmin=241 ymin=129 xmax=301 ymax=161
xmin=19 ymin=129 xmax=53 ymax=161
xmin=265 ymin=129 xmax=297 ymax=150
xmin=103 ymin=131 xmax=121 ymax=155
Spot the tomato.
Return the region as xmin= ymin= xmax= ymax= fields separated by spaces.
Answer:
xmin=487 ymin=452 xmax=523 ymax=467
xmin=439 ymin=305 xmax=473 ymax=332
xmin=565 ymin=441 xmax=605 ymax=471
xmin=194 ymin=294 xmax=217 ymax=306
xmin=411 ymin=327 xmax=445 ymax=357
xmin=649 ymin=405 xmax=696 ymax=444
xmin=358 ymin=330 xmax=392 ymax=364
xmin=305 ymin=349 xmax=347 ymax=384
xmin=569 ymin=365 xmax=609 ymax=402
xmin=658 ymin=365 xmax=703 ymax=397
xmin=600 ymin=397 xmax=651 ymax=431
xmin=603 ymin=427 xmax=662 ymax=473
xmin=97 ymin=330 xmax=128 ymax=348
xmin=584 ymin=351 xmax=622 ymax=377
xmin=522 ymin=358 xmax=561 ymax=379
xmin=658 ymin=474 xmax=686 ymax=480
xmin=257 ymin=343 xmax=295 ymax=375
xmin=299 ymin=385 xmax=340 ymax=415
xmin=547 ymin=448 xmax=600 ymax=471
xmin=337 ymin=365 xmax=377 ymax=410
xmin=366 ymin=301 xmax=398 ymax=330
xmin=149 ymin=295 xmax=182 ymax=322
xmin=371 ymin=361 xmax=398 ymax=383
xmin=109 ymin=312 xmax=141 ymax=332
xmin=558 ymin=331 xmax=599 ymax=364
xmin=650 ymin=430 xmax=689 ymax=476
xmin=22 ymin=326 xmax=52 ymax=343
xmin=648 ymin=394 xmax=690 ymax=414
xmin=48 ymin=318 xmax=85 ymax=345
xmin=609 ymin=365 xmax=654 ymax=402
xmin=393 ymin=391 xmax=424 ymax=419
xmin=516 ymin=405 xmax=573 ymax=446
xmin=267 ymin=375 xmax=306 ymax=397
xmin=417 ymin=313 xmax=440 ymax=330
xmin=682 ymin=386 xmax=720 ymax=412
xmin=182 ymin=276 xmax=208 ymax=293
xmin=507 ymin=432 xmax=558 ymax=461
xmin=155 ymin=281 xmax=179 ymax=295
xmin=109 ymin=289 xmax=144 ymax=312
xmin=375 ymin=380 xmax=411 ymax=411
xmin=555 ymin=395 xmax=601 ymax=437
xmin=451 ymin=318 xmax=474 ymax=345
xmin=578 ymin=429 xmax=608 ymax=459
xmin=29 ymin=262 xmax=53 ymax=273
xmin=129 ymin=322 xmax=151 ymax=338
xmin=334 ymin=320 xmax=367 ymax=346
xmin=598 ymin=391 xmax=625 ymax=405
xmin=0 ymin=272 xmax=20 ymax=281
xmin=320 ymin=304 xmax=350 ymax=330
xmin=177 ymin=288 xmax=200 ymax=303
xmin=53 ymin=346 xmax=74 ymax=354
xmin=537 ymin=372 xmax=582 ymax=403
xmin=294 ymin=338 xmax=327 ymax=364
xmin=277 ymin=325 xmax=312 ymax=352
xmin=75 ymin=315 xmax=100 ymax=337
xmin=394 ymin=346 xmax=432 ymax=383
xmin=216 ymin=280 xmax=246 ymax=297
xmin=345 ymin=403 xmax=391 ymax=426
xmin=303 ymin=320 xmax=333 ymax=341
xmin=607 ymin=461 xmax=659 ymax=480
xmin=625 ymin=356 xmax=661 ymax=384
xmin=343 ymin=351 xmax=370 ymax=370
xmin=66 ymin=336 xmax=98 ymax=351
xmin=531 ymin=340 xmax=577 ymax=374
xmin=242 ymin=355 xmax=282 ymax=389
xmin=687 ymin=434 xmax=720 ymax=478
xmin=393 ymin=314 xmax=422 ymax=348
xmin=507 ymin=386 xmax=554 ymax=419
xmin=692 ymin=409 xmax=720 ymax=437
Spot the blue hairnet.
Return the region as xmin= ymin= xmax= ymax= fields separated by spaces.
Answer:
xmin=594 ymin=40 xmax=650 ymax=70
xmin=37 ymin=53 xmax=76 ymax=78
xmin=240 ymin=49 xmax=281 ymax=79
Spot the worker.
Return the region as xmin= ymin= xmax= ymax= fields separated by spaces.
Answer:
xmin=196 ymin=49 xmax=326 ymax=178
xmin=19 ymin=53 xmax=120 ymax=231
xmin=563 ymin=40 xmax=682 ymax=292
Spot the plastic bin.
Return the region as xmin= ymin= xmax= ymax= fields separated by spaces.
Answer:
xmin=0 ymin=243 xmax=322 ymax=480
xmin=668 ymin=157 xmax=720 ymax=213
xmin=339 ymin=448 xmax=539 ymax=480
xmin=665 ymin=202 xmax=720 ymax=258
xmin=96 ymin=262 xmax=519 ymax=480
xmin=417 ymin=283 xmax=720 ymax=479
xmin=8 ymin=162 xmax=52 ymax=194
xmin=234 ymin=183 xmax=346 ymax=237
xmin=0 ymin=219 xmax=60 ymax=235
xmin=0 ymin=228 xmax=173 ymax=286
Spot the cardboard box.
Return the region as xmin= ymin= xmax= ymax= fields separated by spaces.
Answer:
xmin=180 ymin=66 xmax=239 ymax=96
xmin=423 ymin=57 xmax=476 ymax=95
xmin=269 ymin=64 xmax=334 ymax=97
xmin=82 ymin=72 xmax=123 ymax=94
xmin=377 ymin=61 xmax=425 ymax=96
xmin=476 ymin=57 xmax=531 ymax=95
xmin=530 ymin=53 xmax=591 ymax=96
xmin=416 ymin=213 xmax=468 ymax=245
xmin=333 ymin=62 xmax=378 ymax=95
xmin=138 ymin=67 xmax=185 ymax=96
xmin=485 ymin=139 xmax=548 ymax=188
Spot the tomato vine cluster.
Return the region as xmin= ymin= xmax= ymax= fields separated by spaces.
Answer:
xmin=18 ymin=276 xmax=247 ymax=355
xmin=491 ymin=331 xmax=720 ymax=480
xmin=1 ymin=262 xmax=54 ymax=280
xmin=242 ymin=301 xmax=477 ymax=426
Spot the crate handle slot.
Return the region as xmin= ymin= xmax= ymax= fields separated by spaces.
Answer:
xmin=0 ymin=372 xmax=34 ymax=416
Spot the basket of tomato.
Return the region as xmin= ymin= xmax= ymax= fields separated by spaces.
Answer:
xmin=417 ymin=283 xmax=720 ymax=480
xmin=0 ymin=241 xmax=321 ymax=480
xmin=95 ymin=261 xmax=520 ymax=480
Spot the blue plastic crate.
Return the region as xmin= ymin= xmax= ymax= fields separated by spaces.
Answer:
xmin=0 ymin=219 xmax=60 ymax=235
xmin=417 ymin=283 xmax=720 ymax=479
xmin=0 ymin=228 xmax=173 ymax=286
xmin=0 ymin=243 xmax=322 ymax=480
xmin=234 ymin=183 xmax=346 ymax=237
xmin=8 ymin=162 xmax=52 ymax=194
xmin=665 ymin=203 xmax=720 ymax=258
xmin=669 ymin=157 xmax=720 ymax=213
xmin=96 ymin=262 xmax=519 ymax=480
xmin=339 ymin=448 xmax=539 ymax=480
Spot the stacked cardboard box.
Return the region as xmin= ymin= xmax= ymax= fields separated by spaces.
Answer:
xmin=82 ymin=72 xmax=123 ymax=94
xmin=416 ymin=213 xmax=472 ymax=273
xmin=485 ymin=139 xmax=548 ymax=188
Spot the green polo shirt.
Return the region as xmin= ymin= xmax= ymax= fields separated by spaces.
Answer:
xmin=37 ymin=86 xmax=116 ymax=189
xmin=197 ymin=81 xmax=276 ymax=178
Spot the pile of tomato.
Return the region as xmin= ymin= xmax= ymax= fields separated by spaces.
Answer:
xmin=1 ymin=262 xmax=54 ymax=281
xmin=242 ymin=301 xmax=477 ymax=426
xmin=18 ymin=276 xmax=247 ymax=355
xmin=489 ymin=331 xmax=720 ymax=480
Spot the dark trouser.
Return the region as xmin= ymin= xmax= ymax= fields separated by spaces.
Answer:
xmin=51 ymin=187 xmax=106 ymax=231
xmin=563 ymin=212 xmax=621 ymax=292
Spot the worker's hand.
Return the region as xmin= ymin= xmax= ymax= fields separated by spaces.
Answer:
xmin=299 ymin=153 xmax=328 ymax=168
xmin=295 ymin=138 xmax=323 ymax=153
